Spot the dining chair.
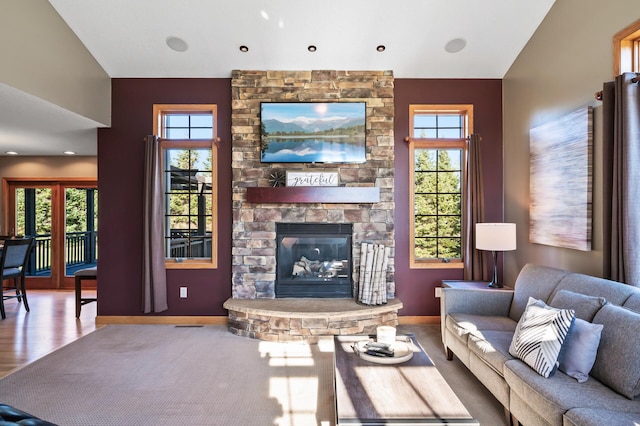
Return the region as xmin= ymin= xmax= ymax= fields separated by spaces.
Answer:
xmin=74 ymin=266 xmax=97 ymax=318
xmin=0 ymin=237 xmax=35 ymax=319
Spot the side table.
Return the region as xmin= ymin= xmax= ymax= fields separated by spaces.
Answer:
xmin=441 ymin=280 xmax=513 ymax=291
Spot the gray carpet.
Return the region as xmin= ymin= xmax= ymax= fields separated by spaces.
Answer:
xmin=0 ymin=324 xmax=505 ymax=426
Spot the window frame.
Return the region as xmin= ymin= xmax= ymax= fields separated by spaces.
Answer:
xmin=409 ymin=104 xmax=473 ymax=269
xmin=614 ymin=18 xmax=640 ymax=75
xmin=153 ymin=104 xmax=218 ymax=269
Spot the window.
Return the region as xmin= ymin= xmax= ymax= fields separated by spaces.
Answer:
xmin=409 ymin=105 xmax=473 ymax=269
xmin=614 ymin=19 xmax=640 ymax=75
xmin=153 ymin=105 xmax=218 ymax=269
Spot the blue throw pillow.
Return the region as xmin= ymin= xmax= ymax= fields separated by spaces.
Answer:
xmin=558 ymin=318 xmax=603 ymax=383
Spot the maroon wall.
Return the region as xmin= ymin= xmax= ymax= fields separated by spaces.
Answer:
xmin=97 ymin=79 xmax=232 ymax=316
xmin=97 ymin=78 xmax=502 ymax=317
xmin=393 ymin=79 xmax=504 ymax=316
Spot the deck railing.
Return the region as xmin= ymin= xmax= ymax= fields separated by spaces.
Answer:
xmin=169 ymin=230 xmax=212 ymax=258
xmin=29 ymin=231 xmax=97 ymax=275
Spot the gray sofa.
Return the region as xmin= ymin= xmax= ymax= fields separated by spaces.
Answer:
xmin=441 ymin=263 xmax=640 ymax=426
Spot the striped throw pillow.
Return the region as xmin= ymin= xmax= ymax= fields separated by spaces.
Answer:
xmin=509 ymin=297 xmax=575 ymax=378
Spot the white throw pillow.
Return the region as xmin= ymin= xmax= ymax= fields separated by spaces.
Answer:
xmin=509 ymin=297 xmax=575 ymax=378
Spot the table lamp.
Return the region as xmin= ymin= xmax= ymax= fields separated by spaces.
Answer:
xmin=475 ymin=223 xmax=516 ymax=288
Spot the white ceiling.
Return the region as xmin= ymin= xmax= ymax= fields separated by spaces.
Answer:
xmin=1 ymin=0 xmax=556 ymax=156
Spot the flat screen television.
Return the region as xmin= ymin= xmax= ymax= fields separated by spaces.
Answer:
xmin=260 ymin=102 xmax=366 ymax=163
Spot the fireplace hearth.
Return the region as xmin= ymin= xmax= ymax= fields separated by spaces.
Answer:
xmin=276 ymin=223 xmax=353 ymax=298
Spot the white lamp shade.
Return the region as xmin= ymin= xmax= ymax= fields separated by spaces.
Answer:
xmin=475 ymin=223 xmax=517 ymax=251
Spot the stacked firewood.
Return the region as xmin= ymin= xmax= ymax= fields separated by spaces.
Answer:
xmin=292 ymin=256 xmax=340 ymax=278
xmin=358 ymin=242 xmax=390 ymax=305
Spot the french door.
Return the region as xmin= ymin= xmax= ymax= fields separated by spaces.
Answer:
xmin=2 ymin=179 xmax=97 ymax=290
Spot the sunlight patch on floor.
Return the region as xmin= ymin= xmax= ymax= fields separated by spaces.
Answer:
xmin=259 ymin=339 xmax=334 ymax=425
xmin=270 ymin=376 xmax=321 ymax=426
xmin=259 ymin=340 xmax=315 ymax=367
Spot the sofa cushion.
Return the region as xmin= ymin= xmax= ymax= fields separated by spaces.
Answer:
xmin=445 ymin=313 xmax=517 ymax=368
xmin=551 ymin=273 xmax=637 ymax=307
xmin=622 ymin=292 xmax=640 ymax=314
xmin=509 ymin=297 xmax=575 ymax=378
xmin=558 ymin=318 xmax=603 ymax=383
xmin=591 ymin=304 xmax=640 ymax=399
xmin=563 ymin=408 xmax=640 ymax=426
xmin=509 ymin=264 xmax=570 ymax=321
xmin=448 ymin=313 xmax=518 ymax=333
xmin=505 ymin=360 xmax=640 ymax=426
xmin=548 ymin=289 xmax=606 ymax=321
xmin=446 ymin=312 xmax=517 ymax=347
xmin=467 ymin=330 xmax=514 ymax=375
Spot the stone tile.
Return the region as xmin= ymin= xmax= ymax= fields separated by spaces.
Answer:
xmin=301 ymin=318 xmax=329 ymax=329
xmin=254 ymin=208 xmax=283 ymax=222
xmin=269 ymin=317 xmax=291 ymax=330
xmin=305 ymin=209 xmax=328 ymax=221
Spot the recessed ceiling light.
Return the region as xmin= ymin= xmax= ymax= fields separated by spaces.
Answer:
xmin=308 ymin=45 xmax=317 ymax=52
xmin=5 ymin=151 xmax=18 ymax=155
xmin=166 ymin=36 xmax=188 ymax=52
xmin=376 ymin=45 xmax=386 ymax=52
xmin=239 ymin=45 xmax=249 ymax=52
xmin=444 ymin=38 xmax=467 ymax=53
xmin=63 ymin=151 xmax=77 ymax=155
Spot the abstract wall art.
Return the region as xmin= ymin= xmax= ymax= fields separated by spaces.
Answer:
xmin=529 ymin=106 xmax=593 ymax=251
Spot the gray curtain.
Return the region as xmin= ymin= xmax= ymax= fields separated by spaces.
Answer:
xmin=603 ymin=73 xmax=640 ymax=286
xmin=142 ymin=135 xmax=168 ymax=312
xmin=463 ymin=134 xmax=486 ymax=280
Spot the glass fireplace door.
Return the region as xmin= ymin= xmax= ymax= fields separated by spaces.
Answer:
xmin=276 ymin=223 xmax=353 ymax=298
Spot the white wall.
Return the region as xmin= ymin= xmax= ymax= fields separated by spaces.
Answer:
xmin=0 ymin=0 xmax=110 ymax=125
xmin=503 ymin=0 xmax=639 ymax=282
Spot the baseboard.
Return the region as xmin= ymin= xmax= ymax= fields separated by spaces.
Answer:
xmin=398 ymin=316 xmax=440 ymax=325
xmin=95 ymin=315 xmax=439 ymax=326
xmin=95 ymin=316 xmax=228 ymax=326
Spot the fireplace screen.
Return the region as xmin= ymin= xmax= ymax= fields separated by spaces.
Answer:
xmin=276 ymin=223 xmax=353 ymax=298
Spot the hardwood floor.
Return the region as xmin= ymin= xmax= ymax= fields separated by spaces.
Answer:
xmin=0 ymin=289 xmax=98 ymax=378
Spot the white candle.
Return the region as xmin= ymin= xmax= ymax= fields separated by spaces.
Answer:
xmin=376 ymin=326 xmax=396 ymax=350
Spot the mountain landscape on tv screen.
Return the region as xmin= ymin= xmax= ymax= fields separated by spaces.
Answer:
xmin=262 ymin=116 xmax=365 ymax=135
xmin=260 ymin=102 xmax=367 ymax=163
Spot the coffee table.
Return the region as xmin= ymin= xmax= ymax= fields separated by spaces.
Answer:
xmin=334 ymin=334 xmax=478 ymax=425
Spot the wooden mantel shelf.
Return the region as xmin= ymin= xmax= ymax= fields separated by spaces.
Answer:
xmin=246 ymin=186 xmax=380 ymax=204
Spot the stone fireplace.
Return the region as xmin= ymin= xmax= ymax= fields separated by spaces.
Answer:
xmin=226 ymin=70 xmax=400 ymax=340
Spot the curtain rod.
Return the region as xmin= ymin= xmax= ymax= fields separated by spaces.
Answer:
xmin=404 ymin=135 xmax=479 ymax=143
xmin=595 ymin=75 xmax=640 ymax=101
